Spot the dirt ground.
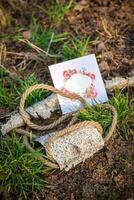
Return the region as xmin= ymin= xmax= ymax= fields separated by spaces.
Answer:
xmin=0 ymin=0 xmax=134 ymax=199
xmin=44 ymin=137 xmax=134 ymax=200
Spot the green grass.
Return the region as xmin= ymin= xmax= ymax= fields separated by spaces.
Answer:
xmin=63 ymin=36 xmax=90 ymax=60
xmin=76 ymin=90 xmax=133 ymax=139
xmin=45 ymin=0 xmax=73 ymax=25
xmin=0 ymin=66 xmax=8 ymax=78
xmin=10 ymin=20 xmax=89 ymax=60
xmin=10 ymin=20 xmax=68 ymax=53
xmin=14 ymin=74 xmax=50 ymax=106
xmin=31 ymin=20 xmax=68 ymax=51
xmin=29 ymin=22 xmax=90 ymax=60
xmin=0 ymin=74 xmax=49 ymax=109
xmin=0 ymin=83 xmax=16 ymax=108
xmin=0 ymin=133 xmax=51 ymax=198
xmin=0 ymin=68 xmax=16 ymax=108
xmin=76 ymin=102 xmax=112 ymax=136
xmin=110 ymin=90 xmax=134 ymax=139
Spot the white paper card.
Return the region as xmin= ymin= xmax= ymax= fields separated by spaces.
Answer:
xmin=49 ymin=54 xmax=108 ymax=114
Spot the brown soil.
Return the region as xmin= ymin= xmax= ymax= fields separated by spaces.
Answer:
xmin=44 ymin=137 xmax=134 ymax=200
xmin=0 ymin=0 xmax=134 ymax=199
xmin=1 ymin=0 xmax=134 ymax=81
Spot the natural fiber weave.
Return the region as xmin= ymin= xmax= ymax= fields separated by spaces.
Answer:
xmin=19 ymin=84 xmax=87 ymax=131
xmin=17 ymin=84 xmax=117 ymax=169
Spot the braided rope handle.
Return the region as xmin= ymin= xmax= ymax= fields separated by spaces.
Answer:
xmin=19 ymin=84 xmax=87 ymax=131
xmin=18 ymin=84 xmax=117 ymax=168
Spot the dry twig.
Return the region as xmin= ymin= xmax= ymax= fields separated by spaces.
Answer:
xmin=19 ymin=39 xmax=60 ymax=58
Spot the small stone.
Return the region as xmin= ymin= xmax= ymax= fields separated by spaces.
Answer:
xmin=9 ymin=72 xmax=18 ymax=79
xmin=22 ymin=31 xmax=31 ymax=39
xmin=128 ymin=69 xmax=134 ymax=77
xmin=122 ymin=58 xmax=129 ymax=64
xmin=99 ymin=61 xmax=110 ymax=72
xmin=97 ymin=42 xmax=106 ymax=52
xmin=111 ymin=72 xmax=121 ymax=77
xmin=74 ymin=0 xmax=88 ymax=12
